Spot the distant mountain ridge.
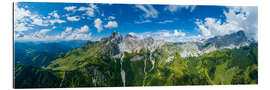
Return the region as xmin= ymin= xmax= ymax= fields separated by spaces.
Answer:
xmin=96 ymin=30 xmax=251 ymax=58
xmin=14 ymin=40 xmax=89 ymax=67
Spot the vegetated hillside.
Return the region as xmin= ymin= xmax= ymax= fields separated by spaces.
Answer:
xmin=14 ymin=31 xmax=258 ymax=88
xmin=15 ymin=65 xmax=61 ymax=88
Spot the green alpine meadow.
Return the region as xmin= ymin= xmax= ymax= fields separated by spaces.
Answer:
xmin=14 ymin=2 xmax=258 ymax=88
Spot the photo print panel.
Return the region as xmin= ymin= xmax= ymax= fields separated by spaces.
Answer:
xmin=14 ymin=2 xmax=258 ymax=88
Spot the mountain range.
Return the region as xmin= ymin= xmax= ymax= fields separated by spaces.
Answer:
xmin=14 ymin=31 xmax=258 ymax=88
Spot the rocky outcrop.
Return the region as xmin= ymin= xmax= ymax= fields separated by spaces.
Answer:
xmin=118 ymin=33 xmax=165 ymax=53
xmin=99 ymin=30 xmax=250 ymax=58
xmin=176 ymin=30 xmax=250 ymax=57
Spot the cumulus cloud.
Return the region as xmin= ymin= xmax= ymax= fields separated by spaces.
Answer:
xmin=165 ymin=5 xmax=196 ymax=12
xmin=14 ymin=3 xmax=32 ymax=31
xmin=48 ymin=11 xmax=60 ymax=18
xmin=67 ymin=16 xmax=80 ymax=21
xmin=17 ymin=26 xmax=92 ymax=41
xmin=173 ymin=29 xmax=186 ymax=37
xmin=49 ymin=19 xmax=66 ymax=24
xmin=195 ymin=6 xmax=258 ymax=40
xmin=78 ymin=4 xmax=98 ymax=17
xmin=56 ymin=27 xmax=73 ymax=39
xmin=135 ymin=5 xmax=158 ymax=18
xmin=94 ymin=18 xmax=103 ymax=32
xmin=14 ymin=23 xmax=32 ymax=32
xmin=64 ymin=26 xmax=91 ymax=40
xmin=14 ymin=4 xmax=31 ymax=21
xmin=31 ymin=15 xmax=50 ymax=26
xmin=76 ymin=25 xmax=89 ymax=32
xmin=64 ymin=6 xmax=77 ymax=12
xmin=15 ymin=32 xmax=24 ymax=38
xmin=63 ymin=4 xmax=97 ymax=17
xmin=15 ymin=29 xmax=51 ymax=41
xmin=65 ymin=27 xmax=73 ymax=32
xmin=104 ymin=21 xmax=118 ymax=28
xmin=33 ymin=29 xmax=51 ymax=39
xmin=14 ymin=3 xmax=51 ymax=31
xmin=78 ymin=7 xmax=95 ymax=17
xmin=14 ymin=3 xmax=66 ymax=32
xmin=14 ymin=3 xmax=93 ymax=41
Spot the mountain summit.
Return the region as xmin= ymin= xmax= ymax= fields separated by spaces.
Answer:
xmin=37 ymin=30 xmax=257 ymax=87
xmin=100 ymin=31 xmax=123 ymax=45
xmin=200 ymin=30 xmax=248 ymax=50
xmin=99 ymin=31 xmax=250 ymax=57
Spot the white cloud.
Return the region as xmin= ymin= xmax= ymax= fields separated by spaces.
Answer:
xmin=64 ymin=6 xmax=77 ymax=12
xmin=63 ymin=26 xmax=91 ymax=40
xmin=14 ymin=3 xmax=66 ymax=32
xmin=76 ymin=25 xmax=89 ymax=32
xmin=34 ymin=29 xmax=50 ymax=39
xmin=108 ymin=16 xmax=116 ymax=20
xmin=78 ymin=4 xmax=97 ymax=17
xmin=157 ymin=20 xmax=174 ymax=24
xmin=52 ymin=26 xmax=56 ymax=29
xmin=173 ymin=29 xmax=186 ymax=37
xmin=65 ymin=33 xmax=92 ymax=40
xmin=135 ymin=5 xmax=158 ymax=18
xmin=31 ymin=16 xmax=50 ymax=26
xmin=56 ymin=27 xmax=73 ymax=39
xmin=79 ymin=7 xmax=95 ymax=17
xmin=56 ymin=26 xmax=91 ymax=40
xmin=89 ymin=3 xmax=97 ymax=9
xmin=135 ymin=20 xmax=152 ymax=24
xmin=14 ymin=3 xmax=32 ymax=31
xmin=49 ymin=19 xmax=66 ymax=24
xmin=94 ymin=18 xmax=103 ymax=32
xmin=65 ymin=27 xmax=73 ymax=32
xmin=48 ymin=11 xmax=60 ymax=18
xmin=14 ymin=3 xmax=50 ymax=31
xmin=14 ymin=3 xmax=31 ymax=21
xmin=195 ymin=7 xmax=257 ymax=40
xmin=67 ymin=16 xmax=80 ymax=21
xmin=16 ymin=26 xmax=92 ymax=41
xmin=165 ymin=5 xmax=196 ymax=12
xmin=14 ymin=23 xmax=32 ymax=32
xmin=104 ymin=21 xmax=118 ymax=28
xmin=15 ymin=32 xmax=24 ymax=38
xmin=129 ymin=29 xmax=188 ymax=42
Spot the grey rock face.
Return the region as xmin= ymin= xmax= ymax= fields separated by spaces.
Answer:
xmin=178 ymin=30 xmax=250 ymax=57
xmin=98 ymin=32 xmax=165 ymax=57
xmin=99 ymin=31 xmax=123 ymax=56
xmin=98 ymin=30 xmax=249 ymax=58
xmin=119 ymin=34 xmax=165 ymax=53
xmin=200 ymin=31 xmax=248 ymax=50
xmin=100 ymin=31 xmax=123 ymax=45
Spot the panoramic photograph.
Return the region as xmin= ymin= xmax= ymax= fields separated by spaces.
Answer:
xmin=13 ymin=2 xmax=258 ymax=88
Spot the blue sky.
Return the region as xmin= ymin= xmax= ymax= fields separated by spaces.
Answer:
xmin=14 ymin=2 xmax=257 ymax=42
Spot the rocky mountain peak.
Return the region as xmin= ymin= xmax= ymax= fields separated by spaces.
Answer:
xmin=119 ymin=35 xmax=165 ymax=53
xmin=199 ymin=30 xmax=248 ymax=50
xmin=101 ymin=31 xmax=123 ymax=44
xmin=125 ymin=33 xmax=137 ymax=40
